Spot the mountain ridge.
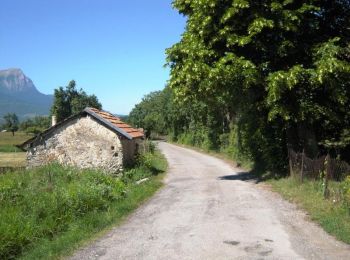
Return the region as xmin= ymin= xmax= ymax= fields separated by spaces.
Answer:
xmin=0 ymin=68 xmax=37 ymax=93
xmin=0 ymin=68 xmax=53 ymax=122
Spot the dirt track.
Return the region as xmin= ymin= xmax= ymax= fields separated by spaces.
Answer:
xmin=70 ymin=142 xmax=350 ymax=259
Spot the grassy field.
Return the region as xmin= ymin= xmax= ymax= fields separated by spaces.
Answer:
xmin=0 ymin=132 xmax=33 ymax=150
xmin=0 ymin=149 xmax=167 ymax=260
xmin=268 ymin=177 xmax=350 ymax=244
xmin=0 ymin=152 xmax=26 ymax=167
xmin=0 ymin=132 xmax=32 ymax=167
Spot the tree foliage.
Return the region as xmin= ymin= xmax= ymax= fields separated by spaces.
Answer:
xmin=131 ymin=0 xmax=350 ymax=174
xmin=128 ymin=89 xmax=174 ymax=138
xmin=3 ymin=113 xmax=19 ymax=136
xmin=51 ymin=80 xmax=102 ymax=122
xmin=19 ymin=116 xmax=51 ymax=134
xmin=163 ymin=0 xmax=350 ymax=172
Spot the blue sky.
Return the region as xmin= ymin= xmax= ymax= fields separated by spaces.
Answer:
xmin=0 ymin=0 xmax=186 ymax=114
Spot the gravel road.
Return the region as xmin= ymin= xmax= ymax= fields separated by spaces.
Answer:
xmin=70 ymin=142 xmax=350 ymax=260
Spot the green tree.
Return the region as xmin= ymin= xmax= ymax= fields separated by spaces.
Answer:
xmin=19 ymin=116 xmax=51 ymax=134
xmin=51 ymin=80 xmax=102 ymax=122
xmin=3 ymin=113 xmax=19 ymax=136
xmin=164 ymin=0 xmax=350 ymax=172
xmin=128 ymin=90 xmax=170 ymax=138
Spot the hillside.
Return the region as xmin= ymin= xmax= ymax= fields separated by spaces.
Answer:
xmin=0 ymin=68 xmax=53 ymax=122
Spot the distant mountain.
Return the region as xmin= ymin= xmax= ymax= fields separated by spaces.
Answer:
xmin=0 ymin=68 xmax=53 ymax=122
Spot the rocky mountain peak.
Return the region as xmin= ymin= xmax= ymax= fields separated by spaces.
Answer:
xmin=0 ymin=68 xmax=37 ymax=93
xmin=0 ymin=68 xmax=53 ymax=120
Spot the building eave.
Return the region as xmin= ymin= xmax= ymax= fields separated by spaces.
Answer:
xmin=84 ymin=108 xmax=133 ymax=140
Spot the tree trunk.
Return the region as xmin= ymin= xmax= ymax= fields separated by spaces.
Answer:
xmin=298 ymin=123 xmax=319 ymax=158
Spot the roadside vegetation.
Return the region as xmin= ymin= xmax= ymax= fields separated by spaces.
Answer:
xmin=269 ymin=177 xmax=350 ymax=244
xmin=0 ymin=143 xmax=167 ymax=259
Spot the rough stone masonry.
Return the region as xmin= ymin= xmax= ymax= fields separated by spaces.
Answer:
xmin=25 ymin=114 xmax=141 ymax=173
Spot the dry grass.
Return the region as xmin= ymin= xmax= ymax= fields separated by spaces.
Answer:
xmin=0 ymin=152 xmax=26 ymax=167
xmin=0 ymin=132 xmax=33 ymax=146
xmin=0 ymin=132 xmax=31 ymax=167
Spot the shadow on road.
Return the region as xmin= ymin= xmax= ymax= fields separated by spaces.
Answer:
xmin=218 ymin=171 xmax=261 ymax=184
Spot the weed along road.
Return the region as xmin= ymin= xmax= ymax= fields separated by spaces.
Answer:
xmin=70 ymin=142 xmax=350 ymax=260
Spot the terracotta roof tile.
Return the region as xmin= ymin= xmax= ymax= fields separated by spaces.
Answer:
xmin=86 ymin=107 xmax=144 ymax=139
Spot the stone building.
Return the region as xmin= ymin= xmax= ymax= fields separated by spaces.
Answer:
xmin=19 ymin=107 xmax=144 ymax=173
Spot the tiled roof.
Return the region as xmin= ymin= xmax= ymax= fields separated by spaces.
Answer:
xmin=18 ymin=107 xmax=144 ymax=150
xmin=86 ymin=107 xmax=144 ymax=139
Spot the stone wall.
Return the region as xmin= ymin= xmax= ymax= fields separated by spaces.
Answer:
xmin=27 ymin=115 xmax=126 ymax=173
xmin=121 ymin=138 xmax=143 ymax=166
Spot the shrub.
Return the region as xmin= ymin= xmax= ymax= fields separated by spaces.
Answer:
xmin=0 ymin=164 xmax=126 ymax=259
xmin=177 ymin=125 xmax=214 ymax=151
xmin=143 ymin=139 xmax=156 ymax=154
xmin=122 ymin=147 xmax=167 ymax=183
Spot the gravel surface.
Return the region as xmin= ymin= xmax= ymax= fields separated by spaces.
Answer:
xmin=70 ymin=142 xmax=350 ymax=260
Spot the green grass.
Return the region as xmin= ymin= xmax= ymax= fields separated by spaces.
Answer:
xmin=0 ymin=150 xmax=167 ymax=259
xmin=268 ymin=177 xmax=350 ymax=244
xmin=0 ymin=145 xmax=22 ymax=153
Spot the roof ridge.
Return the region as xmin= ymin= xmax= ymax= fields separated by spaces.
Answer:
xmin=85 ymin=107 xmax=122 ymax=120
xmin=84 ymin=107 xmax=144 ymax=139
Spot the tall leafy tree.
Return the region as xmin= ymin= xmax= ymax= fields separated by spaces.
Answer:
xmin=165 ymin=0 xmax=350 ymax=172
xmin=51 ymin=80 xmax=102 ymax=122
xmin=128 ymin=90 xmax=171 ymax=138
xmin=3 ymin=113 xmax=19 ymax=136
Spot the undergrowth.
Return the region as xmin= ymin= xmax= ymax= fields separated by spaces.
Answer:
xmin=171 ymin=138 xmax=253 ymax=170
xmin=0 ymin=148 xmax=167 ymax=259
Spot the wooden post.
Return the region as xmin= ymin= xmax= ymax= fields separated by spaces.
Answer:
xmin=300 ymin=149 xmax=305 ymax=182
xmin=288 ymin=147 xmax=293 ymax=177
xmin=323 ymin=154 xmax=330 ymax=199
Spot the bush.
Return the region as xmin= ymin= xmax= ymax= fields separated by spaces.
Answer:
xmin=177 ymin=125 xmax=214 ymax=151
xmin=143 ymin=139 xmax=156 ymax=154
xmin=122 ymin=149 xmax=167 ymax=183
xmin=0 ymin=164 xmax=126 ymax=259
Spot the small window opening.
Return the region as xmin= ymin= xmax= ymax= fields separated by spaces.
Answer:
xmin=111 ymin=146 xmax=115 ymax=150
